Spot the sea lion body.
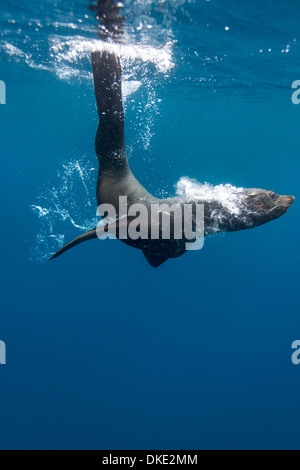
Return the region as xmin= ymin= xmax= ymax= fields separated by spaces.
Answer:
xmin=50 ymin=4 xmax=294 ymax=267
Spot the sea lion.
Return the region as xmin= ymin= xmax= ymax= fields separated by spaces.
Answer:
xmin=50 ymin=1 xmax=294 ymax=267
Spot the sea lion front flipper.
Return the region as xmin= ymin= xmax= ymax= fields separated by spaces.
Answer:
xmin=142 ymin=250 xmax=169 ymax=268
xmin=49 ymin=228 xmax=98 ymax=260
xmin=49 ymin=219 xmax=126 ymax=260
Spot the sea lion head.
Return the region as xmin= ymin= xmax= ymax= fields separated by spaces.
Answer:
xmin=243 ymin=188 xmax=295 ymax=227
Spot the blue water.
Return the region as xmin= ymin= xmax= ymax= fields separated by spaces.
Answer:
xmin=1 ymin=0 xmax=300 ymax=450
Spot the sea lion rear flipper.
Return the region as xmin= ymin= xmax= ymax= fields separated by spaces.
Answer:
xmin=91 ymin=51 xmax=126 ymax=157
xmin=49 ymin=228 xmax=98 ymax=260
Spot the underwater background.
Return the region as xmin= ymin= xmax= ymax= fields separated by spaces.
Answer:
xmin=0 ymin=0 xmax=300 ymax=450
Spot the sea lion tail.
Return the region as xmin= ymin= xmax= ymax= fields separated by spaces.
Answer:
xmin=89 ymin=0 xmax=124 ymax=42
xmin=49 ymin=228 xmax=98 ymax=261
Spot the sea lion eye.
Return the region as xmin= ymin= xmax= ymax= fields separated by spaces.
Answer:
xmin=270 ymin=192 xmax=277 ymax=199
